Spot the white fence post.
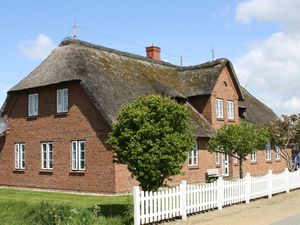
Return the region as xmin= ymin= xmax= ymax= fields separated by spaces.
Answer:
xmin=134 ymin=186 xmax=140 ymax=225
xmin=180 ymin=180 xmax=187 ymax=220
xmin=268 ymin=170 xmax=272 ymax=198
xmin=245 ymin=173 xmax=251 ymax=203
xmin=285 ymin=168 xmax=290 ymax=193
xmin=217 ymin=176 xmax=224 ymax=210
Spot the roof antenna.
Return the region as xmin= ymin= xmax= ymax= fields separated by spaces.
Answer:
xmin=72 ymin=22 xmax=77 ymax=39
xmin=211 ymin=48 xmax=215 ymax=61
xmin=180 ymin=53 xmax=183 ymax=66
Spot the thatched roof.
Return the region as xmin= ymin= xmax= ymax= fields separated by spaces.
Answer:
xmin=3 ymin=38 xmax=273 ymax=136
xmin=178 ymin=60 xmax=244 ymax=100
xmin=186 ymin=102 xmax=216 ymax=137
xmin=239 ymin=87 xmax=278 ymax=126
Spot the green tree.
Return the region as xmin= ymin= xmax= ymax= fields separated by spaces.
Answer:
xmin=207 ymin=121 xmax=269 ymax=178
xmin=267 ymin=114 xmax=300 ymax=171
xmin=108 ymin=95 xmax=195 ymax=191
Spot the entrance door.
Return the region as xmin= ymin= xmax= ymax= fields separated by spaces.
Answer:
xmin=222 ymin=154 xmax=229 ymax=177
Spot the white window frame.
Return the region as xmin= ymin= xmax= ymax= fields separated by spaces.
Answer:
xmin=28 ymin=93 xmax=38 ymax=116
xmin=251 ymin=151 xmax=257 ymax=162
xmin=71 ymin=140 xmax=86 ymax=171
xmin=275 ymin=145 xmax=281 ymax=160
xmin=15 ymin=143 xmax=25 ymax=169
xmin=215 ymin=98 xmax=224 ymax=119
xmin=266 ymin=143 xmax=272 ymax=161
xmin=57 ymin=88 xmax=68 ymax=113
xmin=41 ymin=142 xmax=53 ymax=170
xmin=215 ymin=151 xmax=220 ymax=165
xmin=227 ymin=100 xmax=234 ymax=120
xmin=188 ymin=141 xmax=198 ymax=166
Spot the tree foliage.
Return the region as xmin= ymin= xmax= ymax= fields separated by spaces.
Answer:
xmin=207 ymin=121 xmax=269 ymax=178
xmin=267 ymin=114 xmax=300 ymax=171
xmin=108 ymin=95 xmax=195 ymax=191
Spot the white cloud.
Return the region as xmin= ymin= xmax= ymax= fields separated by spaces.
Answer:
xmin=19 ymin=33 xmax=55 ymax=60
xmin=236 ymin=0 xmax=300 ymax=30
xmin=234 ymin=0 xmax=300 ymax=115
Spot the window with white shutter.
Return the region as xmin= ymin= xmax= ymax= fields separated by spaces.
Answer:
xmin=188 ymin=141 xmax=198 ymax=166
xmin=57 ymin=89 xmax=68 ymax=113
xmin=41 ymin=142 xmax=53 ymax=170
xmin=28 ymin=93 xmax=38 ymax=116
xmin=71 ymin=140 xmax=86 ymax=171
xmin=15 ymin=143 xmax=26 ymax=169
xmin=215 ymin=99 xmax=224 ymax=119
xmin=227 ymin=100 xmax=234 ymax=120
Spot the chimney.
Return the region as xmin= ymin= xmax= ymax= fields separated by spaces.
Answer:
xmin=146 ymin=45 xmax=161 ymax=61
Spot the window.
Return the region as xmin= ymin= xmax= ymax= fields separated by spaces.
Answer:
xmin=233 ymin=153 xmax=238 ymax=164
xmin=15 ymin=143 xmax=25 ymax=169
xmin=215 ymin=152 xmax=220 ymax=165
xmin=71 ymin=140 xmax=86 ymax=171
xmin=215 ymin=99 xmax=224 ymax=119
xmin=41 ymin=142 xmax=53 ymax=170
xmin=275 ymin=145 xmax=280 ymax=160
xmin=28 ymin=93 xmax=38 ymax=116
xmin=266 ymin=143 xmax=271 ymax=161
xmin=57 ymin=89 xmax=68 ymax=113
xmin=251 ymin=151 xmax=257 ymax=162
xmin=227 ymin=101 xmax=234 ymax=120
xmin=188 ymin=141 xmax=198 ymax=166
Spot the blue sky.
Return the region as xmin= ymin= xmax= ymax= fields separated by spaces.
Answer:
xmin=1 ymin=0 xmax=299 ymax=115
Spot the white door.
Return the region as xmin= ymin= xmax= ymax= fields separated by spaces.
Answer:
xmin=222 ymin=154 xmax=229 ymax=177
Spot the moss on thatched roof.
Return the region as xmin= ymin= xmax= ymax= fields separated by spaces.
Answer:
xmin=239 ymin=87 xmax=278 ymax=126
xmin=4 ymin=38 xmax=274 ymax=136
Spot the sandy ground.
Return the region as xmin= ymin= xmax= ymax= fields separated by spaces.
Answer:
xmin=163 ymin=189 xmax=300 ymax=225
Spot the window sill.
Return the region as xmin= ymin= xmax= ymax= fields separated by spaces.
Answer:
xmin=266 ymin=160 xmax=272 ymax=163
xmin=188 ymin=166 xmax=199 ymax=170
xmin=275 ymin=159 xmax=281 ymax=162
xmin=217 ymin=118 xmax=224 ymax=121
xmin=13 ymin=169 xmax=25 ymax=174
xmin=251 ymin=161 xmax=257 ymax=165
xmin=26 ymin=116 xmax=38 ymax=121
xmin=228 ymin=119 xmax=235 ymax=122
xmin=215 ymin=164 xmax=221 ymax=168
xmin=55 ymin=113 xmax=68 ymax=118
xmin=39 ymin=170 xmax=53 ymax=175
xmin=69 ymin=171 xmax=85 ymax=176
xmin=234 ymin=162 xmax=239 ymax=166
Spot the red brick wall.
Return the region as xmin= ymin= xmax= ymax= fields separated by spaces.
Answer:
xmin=0 ymin=82 xmax=117 ymax=193
xmin=0 ymin=76 xmax=289 ymax=193
xmin=211 ymin=66 xmax=239 ymax=129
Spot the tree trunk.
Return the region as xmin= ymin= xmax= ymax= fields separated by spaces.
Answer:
xmin=287 ymin=158 xmax=294 ymax=172
xmin=239 ymin=158 xmax=244 ymax=179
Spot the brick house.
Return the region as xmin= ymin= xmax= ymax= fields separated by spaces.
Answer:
xmin=0 ymin=39 xmax=286 ymax=193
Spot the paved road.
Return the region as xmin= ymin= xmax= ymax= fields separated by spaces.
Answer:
xmin=163 ymin=189 xmax=300 ymax=225
xmin=271 ymin=213 xmax=300 ymax=225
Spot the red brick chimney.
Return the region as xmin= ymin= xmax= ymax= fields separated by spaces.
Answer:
xmin=146 ymin=45 xmax=161 ymax=61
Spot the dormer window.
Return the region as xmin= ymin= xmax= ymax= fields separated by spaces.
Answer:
xmin=28 ymin=93 xmax=38 ymax=117
xmin=227 ymin=100 xmax=234 ymax=120
xmin=215 ymin=99 xmax=224 ymax=119
xmin=57 ymin=89 xmax=68 ymax=113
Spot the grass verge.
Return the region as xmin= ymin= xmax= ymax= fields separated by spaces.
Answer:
xmin=0 ymin=188 xmax=133 ymax=225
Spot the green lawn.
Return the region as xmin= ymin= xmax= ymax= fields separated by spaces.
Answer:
xmin=0 ymin=188 xmax=133 ymax=225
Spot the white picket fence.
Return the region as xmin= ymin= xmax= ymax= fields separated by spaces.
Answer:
xmin=133 ymin=169 xmax=300 ymax=225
